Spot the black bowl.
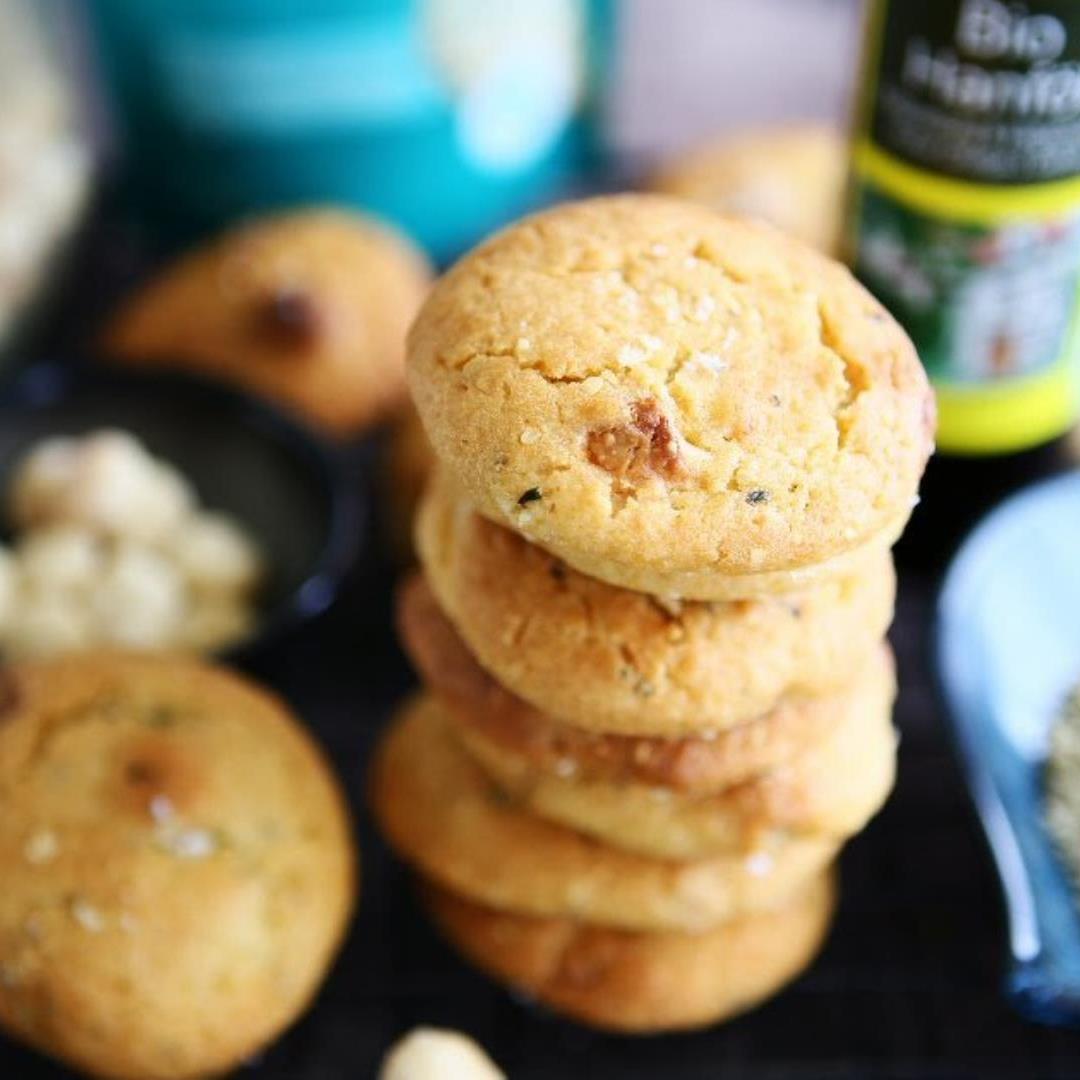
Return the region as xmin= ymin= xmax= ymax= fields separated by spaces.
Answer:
xmin=0 ymin=362 xmax=363 ymax=661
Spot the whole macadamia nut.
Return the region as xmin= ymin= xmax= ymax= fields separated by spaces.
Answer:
xmin=380 ymin=1028 xmax=505 ymax=1080
xmin=91 ymin=543 xmax=185 ymax=648
xmin=0 ymin=546 xmax=17 ymax=630
xmin=9 ymin=431 xmax=194 ymax=543
xmin=16 ymin=525 xmax=103 ymax=592
xmin=2 ymin=429 xmax=265 ymax=658
xmin=5 ymin=589 xmax=94 ymax=659
xmin=170 ymin=512 xmax=263 ymax=595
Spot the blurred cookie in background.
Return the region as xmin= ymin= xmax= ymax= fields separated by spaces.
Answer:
xmin=649 ymin=124 xmax=845 ymax=253
xmin=100 ymin=209 xmax=432 ymax=437
xmin=0 ymin=652 xmax=356 ymax=1080
xmin=0 ymin=429 xmax=264 ymax=659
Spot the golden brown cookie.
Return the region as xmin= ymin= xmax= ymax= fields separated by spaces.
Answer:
xmin=0 ymin=652 xmax=356 ymax=1080
xmin=424 ymin=870 xmax=835 ymax=1033
xmin=416 ymin=474 xmax=896 ymax=735
xmin=456 ymin=647 xmax=896 ymax=860
xmin=369 ymin=696 xmax=839 ymax=933
xmin=102 ymin=208 xmax=431 ymax=437
xmin=407 ymin=194 xmax=934 ymax=599
xmin=382 ymin=400 xmax=434 ymax=564
xmin=397 ymin=573 xmax=841 ymax=793
xmin=650 ymin=124 xmax=846 ymax=253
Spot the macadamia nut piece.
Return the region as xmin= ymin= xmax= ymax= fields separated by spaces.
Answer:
xmin=380 ymin=1028 xmax=505 ymax=1080
xmin=9 ymin=430 xmax=194 ymax=542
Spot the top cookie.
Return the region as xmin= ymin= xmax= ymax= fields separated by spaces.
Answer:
xmin=103 ymin=209 xmax=431 ymax=437
xmin=407 ymin=195 xmax=934 ymax=598
xmin=650 ymin=124 xmax=846 ymax=253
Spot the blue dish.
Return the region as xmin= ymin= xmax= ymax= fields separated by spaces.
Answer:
xmin=938 ymin=470 xmax=1080 ymax=1026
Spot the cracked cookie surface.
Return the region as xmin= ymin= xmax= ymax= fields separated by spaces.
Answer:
xmin=0 ymin=652 xmax=355 ymax=1080
xmin=407 ymin=195 xmax=933 ymax=598
xmin=415 ymin=475 xmax=896 ymax=736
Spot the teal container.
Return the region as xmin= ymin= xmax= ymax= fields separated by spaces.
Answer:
xmin=88 ymin=0 xmax=615 ymax=260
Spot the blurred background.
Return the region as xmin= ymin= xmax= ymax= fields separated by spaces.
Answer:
xmin=4 ymin=0 xmax=862 ymax=260
xmin=4 ymin=1 xmax=1080 ymax=1076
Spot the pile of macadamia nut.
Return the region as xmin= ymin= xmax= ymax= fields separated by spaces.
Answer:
xmin=0 ymin=429 xmax=264 ymax=658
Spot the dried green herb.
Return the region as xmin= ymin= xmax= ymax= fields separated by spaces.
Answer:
xmin=517 ymin=488 xmax=542 ymax=506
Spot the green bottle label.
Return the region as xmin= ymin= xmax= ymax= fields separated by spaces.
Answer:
xmin=849 ymin=0 xmax=1080 ymax=454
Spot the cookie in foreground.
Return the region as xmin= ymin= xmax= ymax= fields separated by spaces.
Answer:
xmin=398 ymin=573 xmax=842 ymax=793
xmin=423 ymin=870 xmax=835 ymax=1034
xmin=369 ymin=695 xmax=838 ymax=933
xmin=416 ymin=472 xmax=897 ymax=735
xmin=455 ymin=646 xmax=897 ymax=861
xmin=0 ymin=652 xmax=356 ymax=1080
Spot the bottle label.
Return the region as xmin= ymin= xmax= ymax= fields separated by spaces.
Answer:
xmin=848 ymin=0 xmax=1080 ymax=453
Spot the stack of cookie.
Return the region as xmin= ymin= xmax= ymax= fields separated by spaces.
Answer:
xmin=372 ymin=195 xmax=934 ymax=1032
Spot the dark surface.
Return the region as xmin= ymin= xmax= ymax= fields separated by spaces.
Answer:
xmin=4 ymin=206 xmax=1080 ymax=1079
